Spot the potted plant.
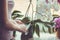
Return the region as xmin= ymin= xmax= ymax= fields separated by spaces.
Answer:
xmin=11 ymin=10 xmax=23 ymax=40
xmin=11 ymin=10 xmax=55 ymax=40
xmin=53 ymin=17 xmax=60 ymax=39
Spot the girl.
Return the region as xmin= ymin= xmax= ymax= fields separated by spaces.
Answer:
xmin=53 ymin=17 xmax=60 ymax=39
xmin=0 ymin=0 xmax=27 ymax=40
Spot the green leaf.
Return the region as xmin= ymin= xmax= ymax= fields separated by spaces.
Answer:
xmin=16 ymin=14 xmax=23 ymax=17
xmin=11 ymin=10 xmax=23 ymax=19
xmin=32 ymin=24 xmax=35 ymax=35
xmin=44 ymin=24 xmax=52 ymax=34
xmin=12 ymin=14 xmax=23 ymax=19
xmin=52 ymin=27 xmax=54 ymax=33
xmin=35 ymin=24 xmax=40 ymax=37
xmin=42 ymin=27 xmax=46 ymax=33
xmin=12 ymin=10 xmax=21 ymax=16
xmin=44 ymin=24 xmax=50 ymax=28
xmin=50 ymin=22 xmax=55 ymax=26
xmin=48 ymin=27 xmax=51 ymax=34
xmin=52 ymin=14 xmax=60 ymax=17
xmin=12 ymin=16 xmax=17 ymax=19
xmin=21 ymin=17 xmax=30 ymax=24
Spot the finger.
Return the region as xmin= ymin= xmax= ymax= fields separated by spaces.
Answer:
xmin=16 ymin=20 xmax=23 ymax=24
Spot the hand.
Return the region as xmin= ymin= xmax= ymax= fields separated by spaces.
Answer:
xmin=19 ymin=26 xmax=28 ymax=33
xmin=15 ymin=20 xmax=28 ymax=33
xmin=15 ymin=20 xmax=23 ymax=24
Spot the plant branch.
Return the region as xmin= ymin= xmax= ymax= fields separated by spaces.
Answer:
xmin=24 ymin=19 xmax=54 ymax=25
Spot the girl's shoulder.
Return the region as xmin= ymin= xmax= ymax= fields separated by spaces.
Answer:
xmin=53 ymin=17 xmax=60 ymax=22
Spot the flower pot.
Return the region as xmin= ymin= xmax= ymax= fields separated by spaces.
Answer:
xmin=21 ymin=24 xmax=34 ymax=40
xmin=28 ymin=38 xmax=34 ymax=40
xmin=55 ymin=28 xmax=60 ymax=39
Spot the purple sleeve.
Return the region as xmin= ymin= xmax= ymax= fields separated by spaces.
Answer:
xmin=53 ymin=17 xmax=60 ymax=28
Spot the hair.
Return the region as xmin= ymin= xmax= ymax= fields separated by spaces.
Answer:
xmin=55 ymin=27 xmax=60 ymax=31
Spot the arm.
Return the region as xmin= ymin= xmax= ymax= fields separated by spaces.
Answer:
xmin=0 ymin=0 xmax=8 ymax=22
xmin=0 ymin=0 xmax=27 ymax=32
xmin=5 ymin=20 xmax=27 ymax=32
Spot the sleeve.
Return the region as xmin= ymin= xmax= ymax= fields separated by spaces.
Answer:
xmin=53 ymin=18 xmax=60 ymax=28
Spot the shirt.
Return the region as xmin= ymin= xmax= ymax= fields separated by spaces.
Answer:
xmin=54 ymin=17 xmax=60 ymax=28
